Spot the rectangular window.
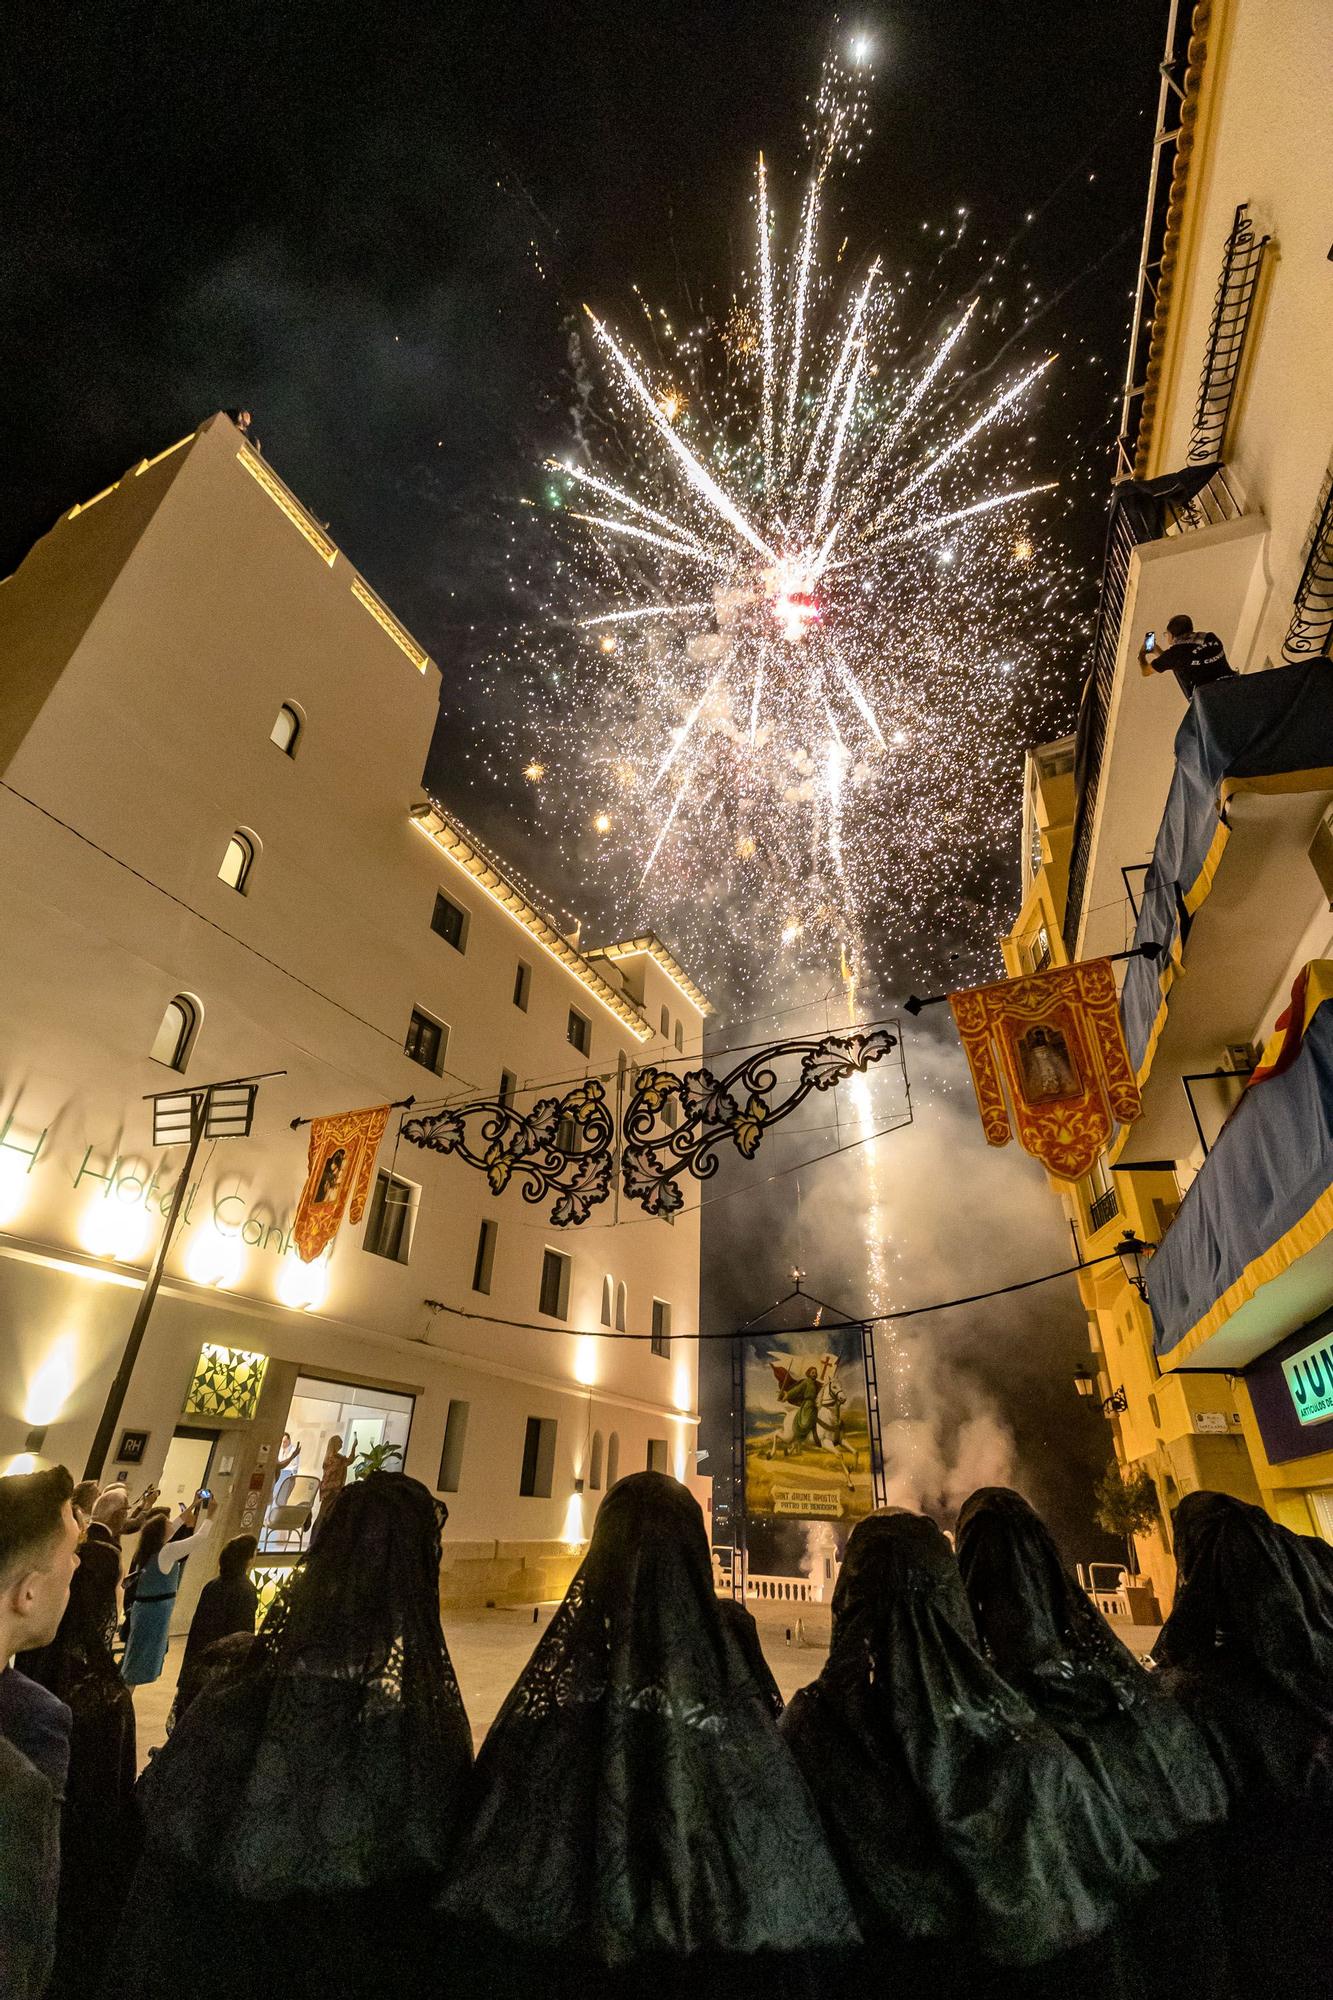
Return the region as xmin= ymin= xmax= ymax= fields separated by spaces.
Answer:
xmin=646 ymin=1438 xmax=669 ymax=1474
xmin=437 ymin=1399 xmax=470 ymax=1493
xmin=472 ymin=1217 xmax=498 ymax=1295
xmin=499 ymin=1069 xmax=517 ymax=1106
xmin=404 ymin=1006 xmax=447 ymax=1073
xmin=520 ymin=1415 xmax=558 ymax=1497
xmin=567 ymin=1007 xmax=591 ymax=1056
xmin=431 ymin=892 xmax=468 ymax=951
xmin=539 ymin=1247 xmax=571 ymax=1320
xmin=363 ymin=1171 xmax=417 ymax=1263
xmin=651 ymin=1298 xmax=672 ymax=1357
xmin=513 ymin=961 xmax=531 ymax=1011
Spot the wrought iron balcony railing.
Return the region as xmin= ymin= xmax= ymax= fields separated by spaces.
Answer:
xmin=1187 ymin=204 xmax=1270 ymax=466
xmin=1088 ymin=1185 xmax=1121 ymax=1235
xmin=1282 ymin=470 xmax=1333 ymax=663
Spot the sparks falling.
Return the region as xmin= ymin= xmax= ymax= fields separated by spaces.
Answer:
xmin=515 ymin=49 xmax=1073 ymax=995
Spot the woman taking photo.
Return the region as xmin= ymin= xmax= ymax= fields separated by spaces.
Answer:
xmin=120 ymin=1492 xmax=214 ymax=1691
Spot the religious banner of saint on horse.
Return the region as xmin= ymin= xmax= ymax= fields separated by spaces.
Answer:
xmin=292 ymin=1103 xmax=390 ymax=1263
xmin=948 ymin=959 xmax=1141 ymax=1182
xmin=742 ymin=1324 xmax=874 ymax=1525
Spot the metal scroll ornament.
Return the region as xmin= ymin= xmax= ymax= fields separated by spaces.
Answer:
xmin=400 ymin=1079 xmax=614 ymax=1228
xmin=621 ymin=1026 xmax=897 ymax=1219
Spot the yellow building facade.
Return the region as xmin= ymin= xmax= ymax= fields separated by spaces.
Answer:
xmin=1004 ymin=0 xmax=1333 ymax=1607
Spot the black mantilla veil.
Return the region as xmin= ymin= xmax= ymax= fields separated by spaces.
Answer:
xmin=1150 ymin=1491 xmax=1333 ymax=1998
xmin=438 ymin=1471 xmax=855 ymax=1983
xmin=136 ymin=1471 xmax=472 ymax=1900
xmin=955 ymin=1486 xmax=1226 ymax=1848
xmin=779 ymin=1510 xmax=1154 ymax=1975
xmin=1153 ymin=1489 xmax=1333 ymax=1729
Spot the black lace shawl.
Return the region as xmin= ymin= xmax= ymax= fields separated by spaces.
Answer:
xmin=438 ymin=1471 xmax=856 ymax=1970
xmin=1152 ymin=1490 xmax=1333 ymax=1794
xmin=779 ymin=1510 xmax=1154 ymax=1968
xmin=716 ymin=1596 xmax=784 ymax=1716
xmin=956 ymin=1487 xmax=1226 ymax=1850
xmin=134 ymin=1471 xmax=472 ymax=1899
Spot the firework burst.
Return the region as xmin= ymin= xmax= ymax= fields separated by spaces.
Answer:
xmin=518 ymin=49 xmax=1072 ymax=996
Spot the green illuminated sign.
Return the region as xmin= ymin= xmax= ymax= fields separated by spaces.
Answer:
xmin=1284 ymin=1333 xmax=1333 ymax=1426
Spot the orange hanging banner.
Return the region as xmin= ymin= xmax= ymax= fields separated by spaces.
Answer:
xmin=948 ymin=960 xmax=1141 ymax=1182
xmin=292 ymin=1104 xmax=390 ymax=1264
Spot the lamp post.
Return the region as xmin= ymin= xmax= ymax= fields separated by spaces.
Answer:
xmin=1073 ymin=1368 xmax=1129 ymax=1417
xmin=82 ymin=1072 xmax=279 ymax=1480
xmin=1113 ymin=1229 xmax=1155 ymax=1300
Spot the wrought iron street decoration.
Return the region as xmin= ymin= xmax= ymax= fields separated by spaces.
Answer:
xmin=401 ymin=1080 xmax=614 ymax=1228
xmin=621 ymin=1027 xmax=897 ymax=1220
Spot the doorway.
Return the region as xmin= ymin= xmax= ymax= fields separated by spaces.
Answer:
xmin=158 ymin=1426 xmax=217 ymax=1513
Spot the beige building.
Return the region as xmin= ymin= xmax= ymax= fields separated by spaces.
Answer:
xmin=0 ymin=411 xmax=707 ymax=1617
xmin=1005 ymin=0 xmax=1333 ymax=1606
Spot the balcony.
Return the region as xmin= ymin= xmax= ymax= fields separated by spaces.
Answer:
xmin=1147 ymin=967 xmax=1333 ymax=1372
xmin=1117 ymin=661 xmax=1333 ymax=1161
xmin=1088 ymin=1186 xmax=1121 ymax=1235
xmin=1065 ymin=463 xmax=1269 ymax=959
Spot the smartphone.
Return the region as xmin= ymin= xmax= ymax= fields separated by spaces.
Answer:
xmin=1145 ymin=631 xmax=1157 ymax=651
xmin=198 ymin=1488 xmax=212 ymax=1504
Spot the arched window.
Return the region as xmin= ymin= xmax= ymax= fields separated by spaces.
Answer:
xmin=660 ymin=1004 xmax=670 ymax=1038
xmin=674 ymin=1020 xmax=684 ymax=1051
xmin=150 ymin=993 xmax=200 ymax=1072
xmin=270 ymin=702 xmax=303 ymax=756
xmin=218 ymin=830 xmax=257 ymax=893
xmin=589 ymin=1430 xmax=604 ymax=1490
xmin=600 ymin=1275 xmax=613 ymax=1327
xmin=606 ymin=1432 xmax=620 ymax=1489
xmin=614 ymin=1281 xmax=627 ymax=1333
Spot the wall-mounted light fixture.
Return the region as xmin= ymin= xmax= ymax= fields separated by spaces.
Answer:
xmin=23 ymin=1426 xmax=47 ymax=1453
xmin=1113 ymin=1230 xmax=1155 ymax=1300
xmin=1073 ymin=1368 xmax=1129 ymax=1416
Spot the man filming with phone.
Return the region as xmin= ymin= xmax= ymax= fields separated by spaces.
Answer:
xmin=1139 ymin=613 xmax=1236 ymax=698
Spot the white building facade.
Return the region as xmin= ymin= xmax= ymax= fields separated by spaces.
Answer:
xmin=0 ymin=411 xmax=707 ymax=1614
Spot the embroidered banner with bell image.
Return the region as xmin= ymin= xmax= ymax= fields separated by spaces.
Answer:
xmin=949 ymin=959 xmax=1141 ymax=1183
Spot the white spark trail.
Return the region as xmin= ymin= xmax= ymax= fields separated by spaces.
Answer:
xmin=833 ymin=650 xmax=886 ymax=746
xmin=890 ymin=356 xmax=1054 ymax=512
xmin=797 ymin=259 xmax=879 ymax=496
xmin=757 ymin=154 xmax=776 ymax=491
xmin=749 ymin=656 xmax=765 ymax=745
xmin=639 ymin=766 xmax=695 ymax=882
xmin=879 ymin=300 xmax=978 ymax=459
xmin=569 ymin=511 xmax=716 ymax=563
xmin=874 ymin=481 xmax=1058 ymax=547
xmin=549 ymin=459 xmax=710 ymax=552
xmin=585 ymin=308 xmax=778 ymax=563
xmin=780 ymin=177 xmax=820 ymax=470
xmin=811 ymin=338 xmax=867 ymax=543
xmin=653 ymin=667 xmax=725 ymax=787
xmin=580 ymin=602 xmax=711 ymax=628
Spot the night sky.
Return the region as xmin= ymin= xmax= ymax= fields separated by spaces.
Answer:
xmin=4 ymin=3 xmax=1166 ymax=1554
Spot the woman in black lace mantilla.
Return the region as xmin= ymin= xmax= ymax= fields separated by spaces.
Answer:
xmin=103 ymin=1472 xmax=472 ymax=2000
xmin=780 ymin=1508 xmax=1155 ymax=1998
xmin=437 ymin=1469 xmax=856 ymax=1998
xmin=1151 ymin=1490 xmax=1333 ymax=2000
xmin=956 ymin=1485 xmax=1231 ymax=1999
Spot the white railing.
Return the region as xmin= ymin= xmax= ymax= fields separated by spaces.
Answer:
xmin=744 ymin=1572 xmax=817 ymax=1604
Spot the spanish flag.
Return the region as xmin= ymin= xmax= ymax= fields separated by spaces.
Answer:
xmin=293 ymin=1104 xmax=390 ymax=1263
xmin=949 ymin=960 xmax=1141 ymax=1182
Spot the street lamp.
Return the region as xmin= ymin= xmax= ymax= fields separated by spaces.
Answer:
xmin=1113 ymin=1229 xmax=1155 ymax=1300
xmin=1073 ymin=1367 xmax=1129 ymax=1416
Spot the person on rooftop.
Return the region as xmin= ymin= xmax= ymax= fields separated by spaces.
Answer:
xmin=1138 ymin=615 xmax=1236 ymax=698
